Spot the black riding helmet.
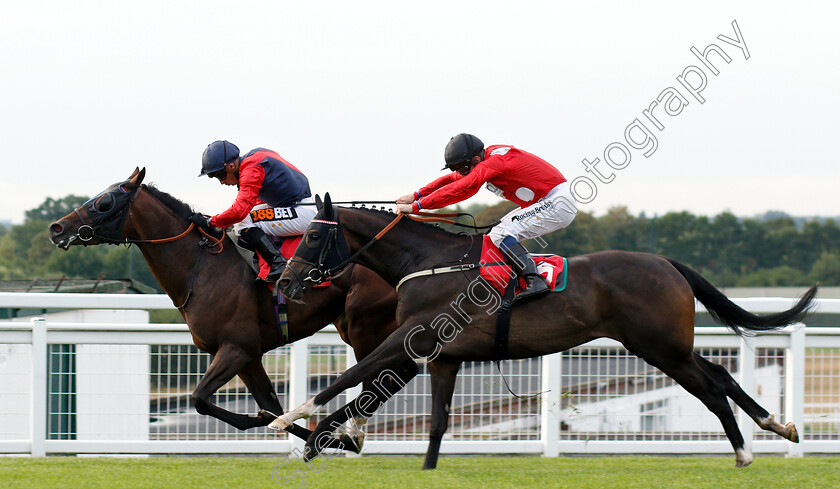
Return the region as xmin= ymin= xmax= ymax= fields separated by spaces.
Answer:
xmin=443 ymin=133 xmax=484 ymax=171
xmin=199 ymin=140 xmax=240 ymax=177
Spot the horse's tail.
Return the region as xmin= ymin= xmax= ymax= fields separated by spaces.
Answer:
xmin=665 ymin=258 xmax=818 ymax=336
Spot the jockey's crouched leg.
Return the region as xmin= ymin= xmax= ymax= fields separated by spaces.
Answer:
xmin=500 ymin=236 xmax=549 ymax=302
xmin=239 ymin=227 xmax=286 ymax=283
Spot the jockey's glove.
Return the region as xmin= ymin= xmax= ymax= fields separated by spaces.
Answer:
xmin=188 ymin=213 xmax=213 ymax=231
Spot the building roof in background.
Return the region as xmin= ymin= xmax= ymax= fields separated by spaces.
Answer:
xmin=0 ymin=278 xmax=157 ymax=295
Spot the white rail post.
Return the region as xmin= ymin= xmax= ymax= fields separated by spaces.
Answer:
xmin=344 ymin=345 xmax=363 ymax=402
xmin=541 ymin=352 xmax=562 ymax=457
xmin=784 ymin=323 xmax=805 ymax=458
xmin=344 ymin=345 xmax=362 ymax=458
xmin=738 ymin=334 xmax=756 ymax=451
xmin=30 ymin=317 xmax=47 ymax=457
xmin=288 ymin=336 xmax=310 ymax=457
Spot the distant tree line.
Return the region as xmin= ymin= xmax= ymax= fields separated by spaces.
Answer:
xmin=1 ymin=196 xmax=838 ymax=288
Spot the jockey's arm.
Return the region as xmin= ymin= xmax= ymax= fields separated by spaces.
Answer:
xmin=397 ymin=172 xmax=462 ymax=205
xmin=210 ymin=164 xmax=265 ymax=228
xmin=417 ymin=172 xmax=462 ymax=198
xmin=412 ymin=165 xmax=495 ymax=212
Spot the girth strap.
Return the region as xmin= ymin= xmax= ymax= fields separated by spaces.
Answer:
xmin=275 ymin=293 xmax=290 ymax=346
xmin=394 ymin=264 xmax=476 ymax=293
xmin=492 ymin=276 xmax=518 ymax=359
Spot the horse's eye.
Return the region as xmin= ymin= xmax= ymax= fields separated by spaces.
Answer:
xmin=95 ymin=193 xmax=114 ymax=212
xmin=307 ymin=231 xmax=320 ymax=246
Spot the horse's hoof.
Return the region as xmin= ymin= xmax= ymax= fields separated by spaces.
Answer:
xmin=268 ymin=416 xmax=291 ymax=431
xmin=786 ymin=422 xmax=799 ymax=443
xmin=302 ymin=445 xmax=320 ymax=463
xmin=735 ymin=449 xmax=753 ymax=468
xmin=338 ymin=433 xmax=364 ymax=454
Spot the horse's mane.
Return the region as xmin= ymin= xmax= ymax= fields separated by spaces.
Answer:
xmin=341 ymin=205 xmax=471 ymax=240
xmin=143 ymin=184 xmax=195 ymax=220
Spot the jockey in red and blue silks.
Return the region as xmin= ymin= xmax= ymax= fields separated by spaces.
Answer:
xmin=396 ymin=133 xmax=578 ymax=301
xmin=192 ymin=140 xmax=316 ymax=282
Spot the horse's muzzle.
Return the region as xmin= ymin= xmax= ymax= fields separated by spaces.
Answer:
xmin=49 ymin=221 xmax=74 ymax=250
xmin=278 ymin=277 xmax=305 ymax=302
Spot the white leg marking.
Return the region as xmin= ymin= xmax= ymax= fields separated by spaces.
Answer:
xmin=735 ymin=448 xmax=753 ymax=468
xmin=347 ymin=417 xmax=367 ymax=450
xmin=756 ymin=414 xmax=799 ymax=442
xmin=268 ymin=397 xmax=320 ymax=431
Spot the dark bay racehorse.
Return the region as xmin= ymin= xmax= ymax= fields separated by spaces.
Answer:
xmin=273 ymin=194 xmax=817 ymax=468
xmin=47 ymin=169 xmax=403 ymax=450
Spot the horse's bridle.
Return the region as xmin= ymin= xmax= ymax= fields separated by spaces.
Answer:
xmin=66 ymin=183 xmax=223 ymax=252
xmin=287 ymin=212 xmax=406 ymax=288
xmin=286 ymin=218 xmax=354 ymax=286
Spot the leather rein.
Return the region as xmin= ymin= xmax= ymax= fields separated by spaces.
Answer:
xmin=287 ymin=210 xmax=475 ymax=286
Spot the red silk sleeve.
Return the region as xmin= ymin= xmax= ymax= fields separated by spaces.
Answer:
xmin=210 ymin=164 xmax=266 ymax=228
xmin=416 ymin=164 xmax=499 ymax=210
xmin=417 ymin=172 xmax=462 ymax=198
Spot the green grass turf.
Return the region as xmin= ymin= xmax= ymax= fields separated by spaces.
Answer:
xmin=1 ymin=455 xmax=838 ymax=489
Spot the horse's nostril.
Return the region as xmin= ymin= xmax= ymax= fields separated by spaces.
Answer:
xmin=50 ymin=222 xmax=64 ymax=235
xmin=279 ymin=279 xmax=291 ymax=289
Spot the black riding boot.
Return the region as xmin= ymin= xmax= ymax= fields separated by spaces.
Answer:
xmin=500 ymin=237 xmax=549 ymax=302
xmin=241 ymin=228 xmax=286 ymax=283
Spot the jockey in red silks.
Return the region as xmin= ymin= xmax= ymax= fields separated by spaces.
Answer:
xmin=191 ymin=140 xmax=316 ymax=283
xmin=396 ymin=133 xmax=578 ymax=301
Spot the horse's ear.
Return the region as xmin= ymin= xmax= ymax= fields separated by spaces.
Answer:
xmin=323 ymin=193 xmax=333 ymax=219
xmin=314 ymin=194 xmax=323 ymax=212
xmin=127 ymin=167 xmax=140 ymax=180
xmin=130 ymin=167 xmax=146 ymax=186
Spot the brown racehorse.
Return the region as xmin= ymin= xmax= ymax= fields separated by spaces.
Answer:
xmin=273 ymin=194 xmax=817 ymax=469
xmin=47 ymin=169 xmax=408 ymax=451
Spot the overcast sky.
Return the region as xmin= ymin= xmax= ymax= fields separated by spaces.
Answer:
xmin=1 ymin=0 xmax=838 ymax=224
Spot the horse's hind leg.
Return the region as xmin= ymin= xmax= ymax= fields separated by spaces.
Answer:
xmin=694 ymin=353 xmax=798 ymax=442
xmin=191 ymin=345 xmax=270 ymax=430
xmin=632 ymin=347 xmax=752 ymax=467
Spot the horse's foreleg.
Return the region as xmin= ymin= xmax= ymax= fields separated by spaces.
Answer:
xmin=237 ymin=358 xmax=332 ymax=444
xmin=236 ymin=358 xmax=283 ymax=424
xmin=270 ymin=325 xmax=422 ymax=431
xmin=302 ymin=359 xmax=420 ymax=461
xmin=191 ymin=345 xmax=268 ymax=430
xmin=423 ymin=360 xmax=462 ymax=470
xmin=694 ymin=353 xmax=799 ymax=442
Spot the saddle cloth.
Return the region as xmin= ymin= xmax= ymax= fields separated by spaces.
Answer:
xmin=479 ymin=235 xmax=567 ymax=296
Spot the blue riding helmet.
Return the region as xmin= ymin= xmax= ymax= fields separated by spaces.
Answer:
xmin=199 ymin=140 xmax=240 ymax=177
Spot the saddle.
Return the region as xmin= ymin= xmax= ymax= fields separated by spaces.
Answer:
xmin=479 ymin=236 xmax=567 ymax=297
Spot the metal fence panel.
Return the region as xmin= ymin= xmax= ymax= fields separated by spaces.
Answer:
xmin=0 ymin=293 xmax=839 ymax=456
